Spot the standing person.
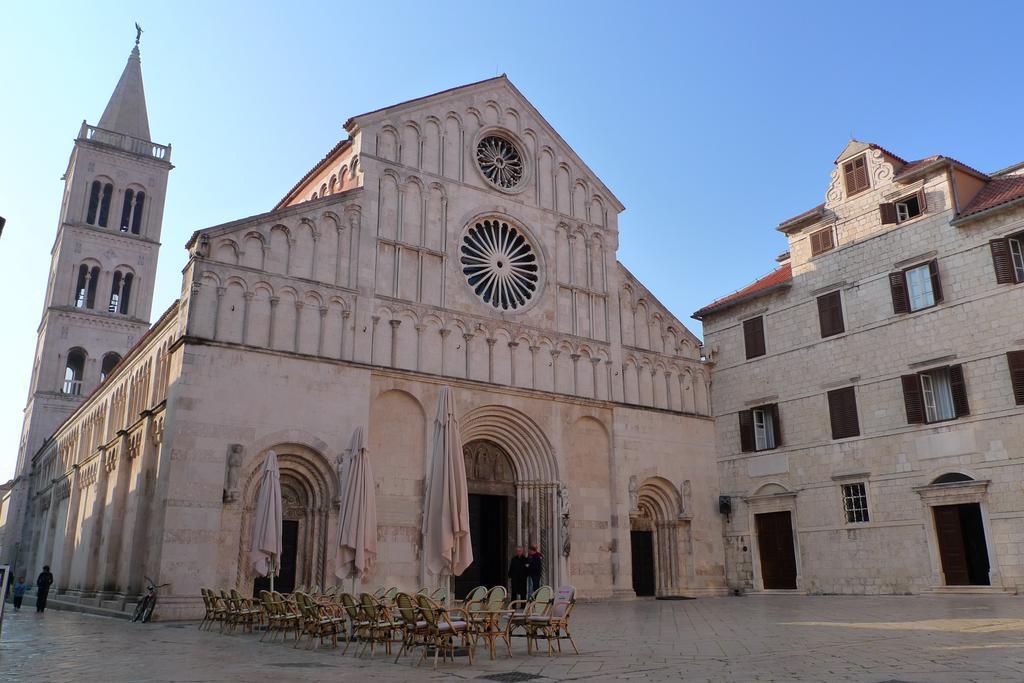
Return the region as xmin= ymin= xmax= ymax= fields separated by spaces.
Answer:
xmin=12 ymin=576 xmax=28 ymax=610
xmin=507 ymin=546 xmax=529 ymax=600
xmin=36 ymin=566 xmax=54 ymax=613
xmin=526 ymin=543 xmax=543 ymax=595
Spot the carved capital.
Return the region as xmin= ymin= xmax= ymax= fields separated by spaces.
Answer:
xmin=319 ymin=306 xmax=329 ymax=317
xmin=269 ymin=297 xmax=280 ymax=307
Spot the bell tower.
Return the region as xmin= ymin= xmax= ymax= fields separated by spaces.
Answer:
xmin=12 ymin=34 xmax=172 ymax=481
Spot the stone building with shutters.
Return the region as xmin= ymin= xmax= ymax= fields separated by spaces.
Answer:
xmin=2 ymin=52 xmax=728 ymax=618
xmin=695 ymin=140 xmax=1024 ymax=595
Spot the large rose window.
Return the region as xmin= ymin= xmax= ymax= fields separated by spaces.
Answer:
xmin=460 ymin=219 xmax=539 ymax=311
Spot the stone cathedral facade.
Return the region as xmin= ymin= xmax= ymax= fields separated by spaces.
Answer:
xmin=0 ymin=44 xmax=725 ymax=618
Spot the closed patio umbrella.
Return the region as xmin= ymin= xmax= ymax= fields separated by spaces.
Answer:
xmin=335 ymin=426 xmax=378 ymax=582
xmin=250 ymin=449 xmax=283 ymax=593
xmin=422 ymin=386 xmax=473 ymax=596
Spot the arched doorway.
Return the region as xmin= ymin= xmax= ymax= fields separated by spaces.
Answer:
xmin=630 ymin=476 xmax=689 ymax=597
xmin=460 ymin=405 xmax=564 ymax=589
xmin=239 ymin=445 xmax=335 ymax=596
xmin=454 ymin=440 xmax=516 ymax=597
xmin=919 ymin=473 xmax=992 ymax=586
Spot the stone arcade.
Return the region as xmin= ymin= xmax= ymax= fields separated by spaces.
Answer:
xmin=0 ymin=42 xmax=725 ymax=618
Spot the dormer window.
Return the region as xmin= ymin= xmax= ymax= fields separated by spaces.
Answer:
xmin=809 ymin=227 xmax=835 ymax=256
xmin=880 ymin=191 xmax=926 ymax=225
xmin=842 ymin=155 xmax=870 ymax=196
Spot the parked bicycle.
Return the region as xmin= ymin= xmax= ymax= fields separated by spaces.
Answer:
xmin=132 ymin=576 xmax=170 ymax=623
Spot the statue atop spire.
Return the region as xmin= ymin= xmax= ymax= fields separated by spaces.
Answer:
xmin=135 ymin=22 xmax=143 ymax=47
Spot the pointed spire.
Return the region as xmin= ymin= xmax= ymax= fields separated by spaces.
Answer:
xmin=97 ymin=32 xmax=151 ymax=142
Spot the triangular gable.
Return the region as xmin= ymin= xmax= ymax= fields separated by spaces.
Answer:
xmin=345 ymin=75 xmax=624 ymax=212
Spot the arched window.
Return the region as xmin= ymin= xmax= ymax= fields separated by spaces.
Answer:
xmin=75 ymin=264 xmax=100 ymax=309
xmin=311 ymin=191 xmax=318 ymax=200
xmin=100 ymin=352 xmax=122 ymax=382
xmin=932 ymin=472 xmax=973 ymax=485
xmin=119 ymin=189 xmax=146 ymax=234
xmin=63 ymin=348 xmax=86 ymax=395
xmin=86 ymin=180 xmax=114 ymax=227
xmin=328 ymin=175 xmax=337 ymax=194
xmin=109 ymin=270 xmax=134 ymax=314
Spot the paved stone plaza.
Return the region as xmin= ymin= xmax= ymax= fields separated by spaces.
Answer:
xmin=2 ymin=595 xmax=1023 ymax=682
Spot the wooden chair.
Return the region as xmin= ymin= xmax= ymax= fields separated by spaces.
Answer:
xmin=229 ymin=588 xmax=263 ymax=634
xmin=525 ymin=585 xmax=579 ymax=656
xmin=507 ymin=585 xmax=553 ymax=642
xmin=198 ymin=588 xmax=217 ymax=630
xmin=415 ymin=594 xmax=474 ymax=669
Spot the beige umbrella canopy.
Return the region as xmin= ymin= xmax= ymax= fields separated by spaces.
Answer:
xmin=335 ymin=427 xmax=378 ymax=580
xmin=250 ymin=450 xmax=283 ymax=591
xmin=422 ymin=386 xmax=473 ymax=581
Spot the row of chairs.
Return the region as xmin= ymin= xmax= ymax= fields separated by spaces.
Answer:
xmin=198 ymin=583 xmax=578 ymax=667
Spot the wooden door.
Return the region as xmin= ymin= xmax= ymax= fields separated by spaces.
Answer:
xmin=755 ymin=511 xmax=797 ymax=589
xmin=630 ymin=530 xmax=656 ymax=596
xmin=934 ymin=505 xmax=969 ymax=585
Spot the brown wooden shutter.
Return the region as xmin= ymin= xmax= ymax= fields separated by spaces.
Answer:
xmin=827 ymin=387 xmax=860 ymax=439
xmin=810 ymin=231 xmax=823 ymax=256
xmin=852 ymin=156 xmax=868 ymax=193
xmin=842 ymin=160 xmax=855 ymax=192
xmin=990 ymin=239 xmax=1015 ymax=284
xmin=901 ymin=374 xmax=925 ymax=424
xmin=743 ymin=317 xmax=766 ymax=359
xmin=817 ymin=291 xmax=845 ymax=337
xmin=1007 ymin=351 xmax=1024 ymax=405
xmin=916 ymin=189 xmax=927 ymax=213
xmin=948 ymin=364 xmax=970 ymax=417
xmin=889 ymin=272 xmax=910 ymax=314
xmin=928 ymin=259 xmax=943 ymax=303
xmin=879 ymin=203 xmax=898 ymax=224
xmin=738 ymin=410 xmax=755 ymax=452
xmin=770 ymin=403 xmax=783 ymax=447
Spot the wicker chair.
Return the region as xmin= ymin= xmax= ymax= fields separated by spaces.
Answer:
xmin=524 ymin=585 xmax=579 ymax=655
xmin=198 ymin=588 xmax=217 ymax=631
xmin=415 ymin=594 xmax=474 ymax=669
xmin=455 ymin=585 xmax=487 ymax=610
xmin=339 ymin=592 xmax=368 ymax=655
xmin=392 ymin=592 xmax=430 ymax=663
xmin=294 ymin=591 xmax=346 ymax=650
xmin=357 ymin=592 xmax=399 ymax=657
xmin=269 ymin=590 xmax=302 ymax=642
xmin=507 ymin=585 xmax=553 ymax=642
xmin=468 ymin=585 xmax=510 ymax=659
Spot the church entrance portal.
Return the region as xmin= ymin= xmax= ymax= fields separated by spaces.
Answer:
xmin=934 ymin=503 xmax=990 ymax=586
xmin=755 ymin=511 xmax=797 ymax=590
xmin=454 ymin=440 xmax=515 ymax=598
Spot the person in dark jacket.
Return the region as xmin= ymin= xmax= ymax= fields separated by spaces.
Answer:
xmin=526 ymin=543 xmax=543 ymax=595
xmin=36 ymin=566 xmax=54 ymax=613
xmin=507 ymin=546 xmax=529 ymax=600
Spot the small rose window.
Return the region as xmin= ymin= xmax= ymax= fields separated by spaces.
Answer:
xmin=476 ymin=135 xmax=525 ymax=190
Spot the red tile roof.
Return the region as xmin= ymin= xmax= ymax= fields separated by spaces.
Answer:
xmin=274 ymin=138 xmax=352 ymax=210
xmin=955 ymin=174 xmax=1024 ymax=222
xmin=894 ymin=155 xmax=990 ymax=181
xmin=693 ymin=263 xmax=792 ymax=320
xmin=777 ymin=203 xmax=825 ymax=232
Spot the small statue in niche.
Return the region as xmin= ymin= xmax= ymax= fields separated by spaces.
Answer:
xmin=560 ymin=485 xmax=571 ymax=557
xmin=628 ymin=475 xmax=639 ymax=513
xmin=223 ymin=444 xmax=243 ymax=503
xmin=680 ymin=479 xmax=692 ymax=519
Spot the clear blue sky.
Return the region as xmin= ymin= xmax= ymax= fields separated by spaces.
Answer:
xmin=2 ymin=1 xmax=1021 ymax=480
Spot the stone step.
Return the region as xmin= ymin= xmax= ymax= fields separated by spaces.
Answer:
xmin=37 ymin=594 xmax=136 ymax=620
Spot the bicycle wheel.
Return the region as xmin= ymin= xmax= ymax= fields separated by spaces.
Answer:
xmin=142 ymin=596 xmax=157 ymax=623
xmin=132 ymin=595 xmax=151 ymax=623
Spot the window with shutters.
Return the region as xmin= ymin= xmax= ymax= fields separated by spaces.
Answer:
xmin=843 ymin=154 xmax=870 ymax=196
xmin=817 ymin=290 xmax=845 ymax=338
xmin=827 ymin=386 xmax=860 ymax=439
xmin=1007 ymin=351 xmax=1024 ymax=405
xmin=743 ymin=316 xmax=766 ymax=359
xmin=810 ymin=227 xmax=835 ymax=256
xmin=901 ymin=365 xmax=969 ymax=425
xmin=890 ymin=260 xmax=942 ymax=314
xmin=991 ymin=232 xmax=1024 ymax=284
xmin=841 ymin=482 xmax=870 ymax=524
xmin=880 ymin=191 xmax=925 ymax=225
xmin=738 ymin=404 xmax=781 ymax=452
